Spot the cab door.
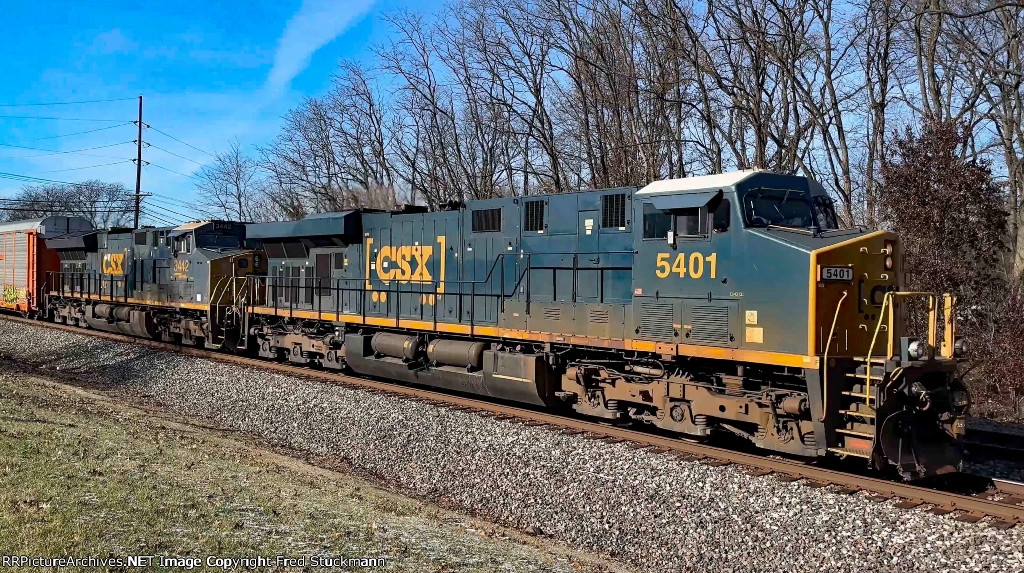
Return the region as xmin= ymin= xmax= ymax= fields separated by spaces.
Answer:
xmin=632 ymin=191 xmax=737 ymax=348
xmin=576 ymin=210 xmax=600 ymax=302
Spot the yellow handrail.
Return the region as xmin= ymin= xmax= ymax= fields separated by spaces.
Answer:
xmin=819 ymin=290 xmax=848 ymax=421
xmin=863 ymin=293 xmax=891 ymax=405
xmin=864 ymin=291 xmax=940 ymax=405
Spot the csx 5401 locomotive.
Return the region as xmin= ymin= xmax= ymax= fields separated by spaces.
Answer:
xmin=43 ymin=170 xmax=968 ymax=479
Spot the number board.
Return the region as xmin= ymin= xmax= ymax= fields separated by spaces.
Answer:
xmin=820 ymin=265 xmax=853 ymax=282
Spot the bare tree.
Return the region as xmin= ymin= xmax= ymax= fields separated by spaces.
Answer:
xmin=239 ymin=0 xmax=1024 ymax=282
xmin=1 ymin=180 xmax=134 ymax=228
xmin=194 ymin=140 xmax=275 ymax=222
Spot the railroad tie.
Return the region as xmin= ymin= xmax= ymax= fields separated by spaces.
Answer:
xmin=988 ymin=519 xmax=1019 ymax=530
xmin=928 ymin=507 xmax=954 ymax=516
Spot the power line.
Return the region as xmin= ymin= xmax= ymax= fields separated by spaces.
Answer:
xmin=0 ymin=140 xmax=134 ymax=154
xmin=148 ymin=198 xmax=201 ymax=218
xmin=146 ymin=162 xmax=195 ymax=178
xmin=141 ymin=208 xmax=181 ymax=226
xmin=147 ymin=142 xmax=204 ymax=165
xmin=36 ymin=160 xmax=134 ymax=173
xmin=0 ymin=141 xmax=134 ymax=161
xmin=32 ymin=123 xmax=134 ymax=141
xmin=0 ymin=97 xmax=137 ymax=107
xmin=0 ymin=115 xmax=127 ymax=122
xmin=0 ymin=202 xmax=130 ymax=211
xmin=147 ymin=126 xmax=216 ymax=158
xmin=0 ymin=196 xmax=128 ymax=204
xmin=140 ymin=200 xmax=186 ymax=224
xmin=143 ymin=199 xmax=193 ymax=220
xmin=0 ymin=150 xmax=129 ymax=160
xmin=0 ymin=205 xmax=132 ymax=214
xmin=150 ymin=193 xmax=197 ymax=208
xmin=0 ymin=170 xmax=129 ymax=188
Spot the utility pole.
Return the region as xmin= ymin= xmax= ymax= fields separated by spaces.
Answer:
xmin=133 ymin=95 xmax=143 ymax=228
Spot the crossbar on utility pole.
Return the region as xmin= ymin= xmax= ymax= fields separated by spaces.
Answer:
xmin=133 ymin=95 xmax=143 ymax=228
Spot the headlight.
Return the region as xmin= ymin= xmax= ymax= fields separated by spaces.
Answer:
xmin=884 ymin=255 xmax=893 ymax=270
xmin=953 ymin=337 xmax=968 ymax=358
xmin=907 ymin=340 xmax=927 ymax=360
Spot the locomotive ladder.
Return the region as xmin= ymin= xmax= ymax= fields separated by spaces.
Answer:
xmin=828 ymin=359 xmax=887 ymax=460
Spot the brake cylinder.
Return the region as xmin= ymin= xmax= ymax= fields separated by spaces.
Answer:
xmin=780 ymin=395 xmax=809 ymax=416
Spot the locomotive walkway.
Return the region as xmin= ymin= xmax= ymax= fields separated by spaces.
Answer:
xmin=4 ymin=313 xmax=1023 ymax=530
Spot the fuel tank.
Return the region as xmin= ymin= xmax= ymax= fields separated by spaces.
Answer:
xmin=344 ymin=333 xmax=556 ymax=406
xmin=427 ymin=339 xmax=487 ymax=369
xmin=84 ymin=304 xmax=157 ymax=339
xmin=371 ymin=332 xmax=423 ymax=361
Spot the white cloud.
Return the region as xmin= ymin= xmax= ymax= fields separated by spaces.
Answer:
xmin=91 ymin=29 xmax=139 ymax=55
xmin=266 ymin=0 xmax=376 ymax=94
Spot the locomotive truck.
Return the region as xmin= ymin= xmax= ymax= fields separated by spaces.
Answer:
xmin=41 ymin=170 xmax=969 ymax=479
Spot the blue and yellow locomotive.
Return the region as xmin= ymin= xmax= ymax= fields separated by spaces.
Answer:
xmin=47 ymin=220 xmax=263 ymax=346
xmin=45 ymin=170 xmax=967 ymax=479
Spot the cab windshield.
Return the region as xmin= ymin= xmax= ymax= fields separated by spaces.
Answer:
xmin=743 ymin=188 xmax=838 ymax=230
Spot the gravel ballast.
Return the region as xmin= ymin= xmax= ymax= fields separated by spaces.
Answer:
xmin=1 ymin=318 xmax=1022 ymax=573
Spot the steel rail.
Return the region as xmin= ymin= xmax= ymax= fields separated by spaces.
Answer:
xmin=2 ymin=314 xmax=1022 ymax=528
xmin=961 ymin=426 xmax=1024 ymax=458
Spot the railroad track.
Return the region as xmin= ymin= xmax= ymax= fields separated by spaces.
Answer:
xmin=3 ymin=314 xmax=1024 ymax=530
xmin=962 ymin=426 xmax=1024 ymax=459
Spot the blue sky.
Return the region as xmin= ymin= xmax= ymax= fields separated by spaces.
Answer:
xmin=0 ymin=0 xmax=443 ymax=215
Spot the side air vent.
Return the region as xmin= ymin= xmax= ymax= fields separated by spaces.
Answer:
xmin=601 ymin=193 xmax=627 ymax=228
xmin=524 ymin=200 xmax=545 ymax=232
xmin=638 ymin=302 xmax=675 ymax=341
xmin=691 ymin=306 xmax=730 ymax=344
xmin=589 ymin=309 xmax=610 ymax=324
xmin=472 ymin=208 xmax=502 ymax=232
xmin=542 ymin=307 xmax=561 ymax=321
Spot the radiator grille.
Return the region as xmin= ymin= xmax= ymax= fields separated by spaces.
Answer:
xmin=524 ymin=200 xmax=545 ymax=232
xmin=542 ymin=306 xmax=561 ymax=321
xmin=691 ymin=306 xmax=731 ymax=344
xmin=638 ymin=302 xmax=675 ymax=341
xmin=601 ymin=193 xmax=627 ymax=228
xmin=589 ymin=308 xmax=610 ymax=324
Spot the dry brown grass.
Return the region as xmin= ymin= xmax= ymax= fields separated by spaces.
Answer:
xmin=0 ymin=373 xmax=622 ymax=573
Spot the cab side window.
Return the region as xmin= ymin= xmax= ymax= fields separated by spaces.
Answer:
xmin=174 ymin=234 xmax=193 ymax=255
xmin=713 ymin=199 xmax=731 ymax=232
xmin=642 ymin=203 xmax=671 ymax=239
xmin=675 ymin=208 xmax=707 ymax=237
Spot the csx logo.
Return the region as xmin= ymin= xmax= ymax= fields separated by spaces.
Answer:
xmin=367 ymin=236 xmax=447 ymax=290
xmin=376 ymin=245 xmax=433 ymax=283
xmin=102 ymin=253 xmax=125 ymax=275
